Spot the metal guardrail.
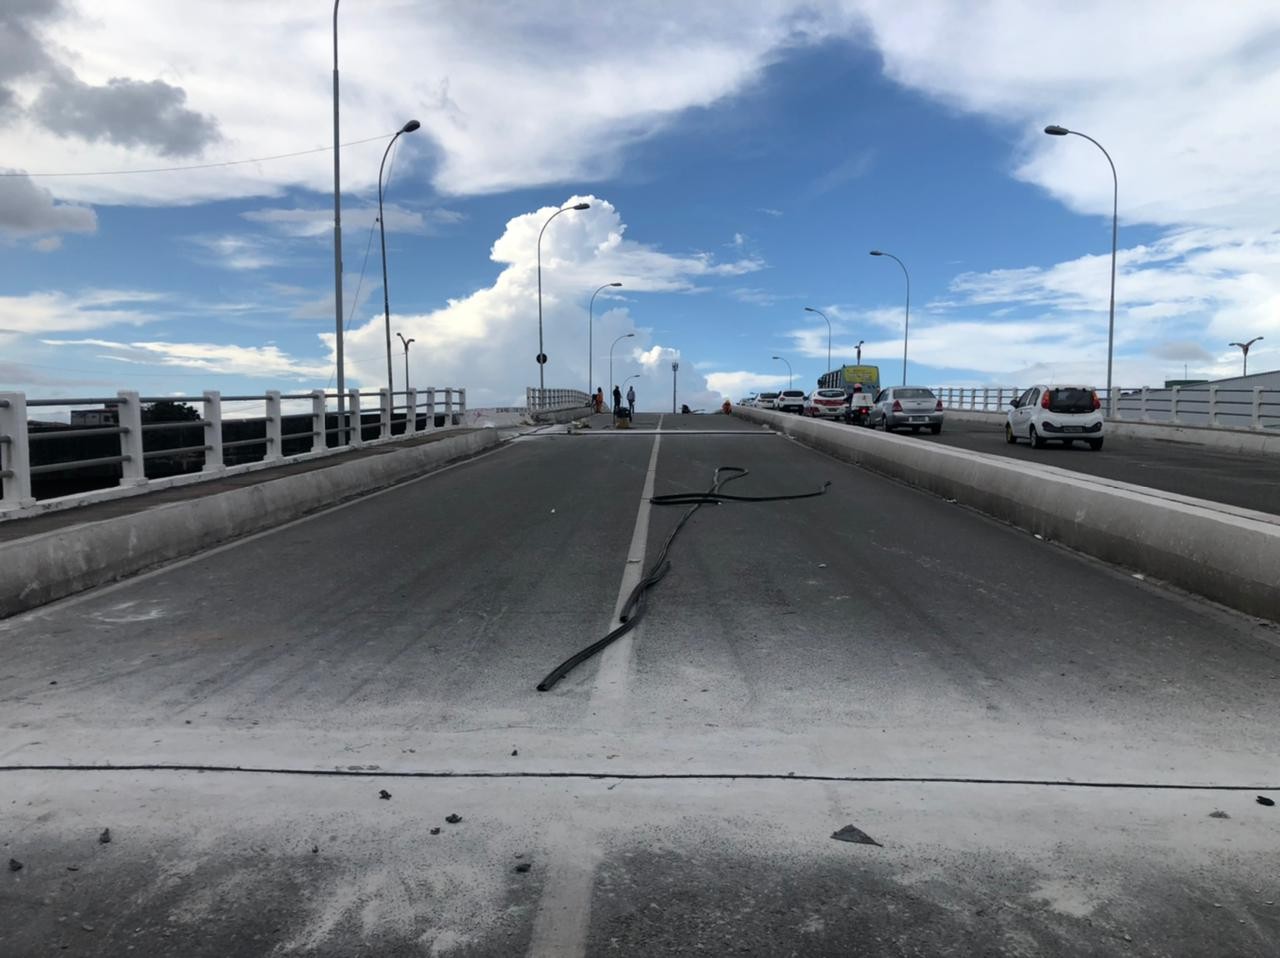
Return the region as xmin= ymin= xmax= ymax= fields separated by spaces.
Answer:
xmin=934 ymin=385 xmax=1280 ymax=432
xmin=0 ymin=385 xmax=466 ymax=513
xmin=526 ymin=387 xmax=591 ymax=412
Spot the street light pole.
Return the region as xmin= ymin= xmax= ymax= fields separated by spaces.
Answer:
xmin=537 ymin=202 xmax=591 ymax=392
xmin=610 ymin=333 xmax=635 ymax=404
xmin=396 ymin=332 xmax=415 ymax=409
xmin=1229 ymin=336 xmax=1264 ymax=376
xmin=672 ymin=361 xmax=679 ymax=413
xmin=870 ymin=250 xmax=910 ymax=385
xmin=331 ymin=0 xmax=345 ymax=444
xmin=589 ymin=281 xmax=622 ymax=396
xmin=378 ymin=119 xmax=421 ymax=401
xmin=856 ymin=339 xmax=864 ymax=365
xmin=804 ymin=306 xmax=832 ymax=374
xmin=1045 ymin=125 xmax=1118 ymax=414
xmin=771 ymin=355 xmax=792 ymax=390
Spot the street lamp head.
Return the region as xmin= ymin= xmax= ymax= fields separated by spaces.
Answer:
xmin=804 ymin=306 xmax=817 ymax=313
xmin=609 ymin=282 xmax=622 ymax=287
xmin=572 ymin=202 xmax=590 ymax=211
xmin=400 ymin=119 xmax=421 ymax=134
xmin=772 ymin=355 xmax=781 ymax=360
xmin=869 ymin=250 xmax=883 ymax=256
xmin=1044 ymin=124 xmax=1069 ymax=136
xmin=625 ymin=332 xmax=635 ymax=339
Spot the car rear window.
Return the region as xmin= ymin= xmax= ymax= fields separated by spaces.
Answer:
xmin=781 ymin=390 xmax=805 ymax=398
xmin=815 ymin=389 xmax=845 ymax=398
xmin=896 ymin=388 xmax=935 ymax=399
xmin=1047 ymin=388 xmax=1095 ymax=413
xmin=758 ymin=392 xmax=779 ymax=399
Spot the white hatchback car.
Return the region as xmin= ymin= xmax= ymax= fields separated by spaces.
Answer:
xmin=1006 ymin=385 xmax=1105 ymax=450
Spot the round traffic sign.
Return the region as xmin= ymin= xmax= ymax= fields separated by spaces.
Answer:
xmin=536 ymin=353 xmax=548 ymax=364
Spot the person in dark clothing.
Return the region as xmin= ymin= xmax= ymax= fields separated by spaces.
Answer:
xmin=612 ymin=385 xmax=623 ymax=413
xmin=627 ymin=385 xmax=636 ymax=417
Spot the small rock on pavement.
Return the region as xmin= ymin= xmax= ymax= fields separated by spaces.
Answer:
xmin=1257 ymin=795 xmax=1276 ymax=806
xmin=511 ymin=749 xmax=518 ymax=756
xmin=514 ymin=862 xmax=532 ymax=873
xmin=831 ymin=824 xmax=881 ymax=846
xmin=311 ymin=846 xmax=319 ymax=854
xmin=430 ymin=827 xmax=441 ymax=835
xmin=1209 ymin=810 xmax=1231 ymax=819
xmin=445 ymin=813 xmax=462 ymax=824
xmin=98 ymin=829 xmax=111 ymax=844
xmin=8 ymin=858 xmax=23 ymax=872
xmin=378 ymin=789 xmax=392 ymax=800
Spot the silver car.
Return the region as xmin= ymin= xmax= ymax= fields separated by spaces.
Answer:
xmin=870 ymin=386 xmax=944 ymax=434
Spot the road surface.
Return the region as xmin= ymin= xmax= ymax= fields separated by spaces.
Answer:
xmin=3 ymin=412 xmax=1278 ymax=956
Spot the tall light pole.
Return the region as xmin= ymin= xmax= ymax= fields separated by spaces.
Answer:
xmin=1044 ymin=124 xmax=1118 ymax=414
xmin=589 ymin=281 xmax=622 ymax=395
xmin=610 ymin=333 xmax=635 ymax=400
xmin=804 ymin=306 xmax=832 ymax=374
xmin=1229 ymin=336 xmax=1264 ymax=376
xmin=869 ymin=250 xmax=910 ymax=385
xmin=331 ymin=0 xmax=345 ymax=443
xmin=537 ymin=202 xmax=591 ymax=392
xmin=672 ymin=361 xmax=679 ymax=413
xmin=856 ymin=339 xmax=864 ymax=365
xmin=396 ymin=332 xmax=415 ymax=409
xmin=771 ymin=355 xmax=792 ymax=389
xmin=378 ymin=119 xmax=421 ymax=399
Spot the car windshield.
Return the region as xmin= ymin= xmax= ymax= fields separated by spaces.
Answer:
xmin=1047 ymin=387 xmax=1096 ymax=413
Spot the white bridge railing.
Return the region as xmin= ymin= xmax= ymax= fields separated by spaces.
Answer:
xmin=933 ymin=385 xmax=1280 ymax=432
xmin=526 ymin=387 xmax=591 ymax=412
xmin=0 ymin=386 xmax=465 ymax=515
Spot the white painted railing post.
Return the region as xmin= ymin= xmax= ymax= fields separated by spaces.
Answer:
xmin=458 ymin=388 xmax=466 ymax=418
xmin=1139 ymin=387 xmax=1150 ymax=422
xmin=264 ymin=390 xmax=282 ymax=461
xmin=379 ymin=388 xmax=391 ymax=440
xmin=311 ymin=390 xmax=327 ymax=452
xmin=202 ymin=390 xmax=224 ymax=473
xmin=1252 ymin=388 xmax=1263 ymax=430
xmin=348 ymin=389 xmax=363 ymax=447
xmin=982 ymin=387 xmax=990 ymax=411
xmin=1208 ymin=385 xmax=1218 ymax=426
xmin=117 ymin=390 xmax=146 ymax=486
xmin=1170 ymin=386 xmax=1180 ymax=425
xmin=406 ymin=388 xmax=419 ymax=434
xmin=0 ymin=392 xmax=35 ymax=509
xmin=426 ymin=387 xmax=436 ymax=429
xmin=444 ymin=388 xmax=454 ymax=425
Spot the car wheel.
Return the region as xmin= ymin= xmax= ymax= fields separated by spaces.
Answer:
xmin=1004 ymin=423 xmax=1016 ymax=444
xmin=930 ymin=424 xmax=942 ymax=435
xmin=1087 ymin=438 xmax=1104 ymax=451
xmin=1030 ymin=425 xmax=1045 ymax=449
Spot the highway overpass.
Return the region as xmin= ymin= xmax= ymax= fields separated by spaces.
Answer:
xmin=2 ymin=408 xmax=1278 ymax=956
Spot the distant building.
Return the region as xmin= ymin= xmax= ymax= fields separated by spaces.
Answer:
xmin=70 ymin=404 xmax=119 ymax=426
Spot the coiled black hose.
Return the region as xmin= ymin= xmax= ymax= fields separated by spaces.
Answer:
xmin=536 ymin=466 xmax=831 ymax=691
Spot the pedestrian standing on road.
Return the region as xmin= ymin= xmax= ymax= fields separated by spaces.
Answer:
xmin=612 ymin=385 xmax=622 ymax=414
xmin=594 ymin=387 xmax=605 ymax=414
xmin=627 ymin=385 xmax=636 ymax=417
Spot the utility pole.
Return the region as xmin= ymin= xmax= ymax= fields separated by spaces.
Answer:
xmin=671 ymin=361 xmax=679 ymax=413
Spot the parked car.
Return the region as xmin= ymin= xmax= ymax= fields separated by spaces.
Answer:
xmin=776 ymin=389 xmax=807 ymax=413
xmin=1006 ymin=385 xmax=1104 ymax=450
xmin=756 ymin=391 xmax=780 ymax=410
xmin=738 ymin=396 xmax=756 ymax=407
xmin=869 ymin=387 xmax=944 ymax=434
xmin=844 ymin=390 xmax=875 ymax=427
xmin=804 ymin=388 xmax=848 ymax=419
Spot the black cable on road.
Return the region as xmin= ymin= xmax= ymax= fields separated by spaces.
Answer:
xmin=0 ymin=764 xmax=1276 ymax=792
xmin=536 ymin=466 xmax=831 ymax=692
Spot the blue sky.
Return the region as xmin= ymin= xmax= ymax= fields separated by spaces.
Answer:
xmin=2 ymin=1 xmax=1278 ymax=410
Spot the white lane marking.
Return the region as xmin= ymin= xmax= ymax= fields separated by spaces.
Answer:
xmin=589 ymin=420 xmax=662 ymax=715
xmin=526 ymin=417 xmax=662 ymax=958
xmin=6 ymin=439 xmax=518 ymax=624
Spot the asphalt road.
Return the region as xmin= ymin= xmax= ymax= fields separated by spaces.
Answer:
xmin=910 ymin=415 xmax=1279 ymax=516
xmin=3 ymin=411 xmax=1279 ymax=956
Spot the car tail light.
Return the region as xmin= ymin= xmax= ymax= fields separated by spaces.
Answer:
xmin=1092 ymin=390 xmax=1101 ymax=410
xmin=935 ymin=399 xmax=943 ymax=412
xmin=1041 ymin=390 xmax=1051 ymax=409
xmin=891 ymin=399 xmax=903 ymax=412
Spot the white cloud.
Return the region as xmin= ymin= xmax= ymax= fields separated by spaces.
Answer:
xmin=0 ymin=171 xmax=97 ymax=239
xmin=43 ymin=337 xmax=328 ymax=380
xmin=0 ymin=289 xmax=161 ymax=334
xmin=189 ymin=234 xmax=278 ymax=270
xmin=705 ymin=369 xmax=792 ymax=398
xmin=241 ymin=204 xmax=459 ymax=239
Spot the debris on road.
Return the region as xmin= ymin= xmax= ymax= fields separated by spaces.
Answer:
xmin=1209 ymin=810 xmax=1230 ymax=819
xmin=1257 ymin=796 xmax=1275 ymax=806
xmin=378 ymin=790 xmax=392 ymax=800
xmin=511 ymin=748 xmax=518 ymax=756
xmin=445 ymin=813 xmax=462 ymax=824
xmin=98 ymin=828 xmax=111 ymax=844
xmin=8 ymin=858 xmax=23 ymax=872
xmin=514 ymin=862 xmax=532 ymax=873
xmin=430 ymin=827 xmax=441 ymax=835
xmin=831 ymin=824 xmax=881 ymax=846
xmin=311 ymin=845 xmax=319 ymax=854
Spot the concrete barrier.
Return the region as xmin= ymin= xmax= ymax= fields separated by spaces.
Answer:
xmin=944 ymin=408 xmax=1280 ymax=457
xmin=736 ymin=406 xmax=1280 ymax=622
xmin=0 ymin=429 xmax=500 ymax=619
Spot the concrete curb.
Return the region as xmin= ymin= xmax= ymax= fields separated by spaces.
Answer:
xmin=0 ymin=429 xmax=500 ymax=619
xmin=943 ymin=408 xmax=1280 ymax=456
xmin=736 ymin=407 xmax=1280 ymax=622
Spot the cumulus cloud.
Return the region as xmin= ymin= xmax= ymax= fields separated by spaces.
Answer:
xmin=0 ymin=171 xmax=96 ymax=239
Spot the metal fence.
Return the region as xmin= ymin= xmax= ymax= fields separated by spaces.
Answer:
xmin=526 ymin=387 xmax=591 ymax=412
xmin=933 ymin=385 xmax=1280 ymax=432
xmin=0 ymin=386 xmax=465 ymax=514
